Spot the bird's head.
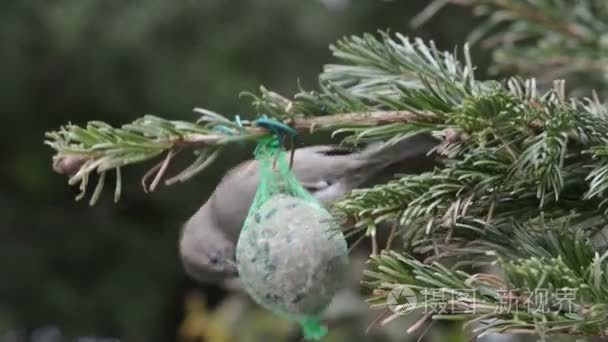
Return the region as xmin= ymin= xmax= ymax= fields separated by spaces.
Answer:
xmin=179 ymin=216 xmax=238 ymax=284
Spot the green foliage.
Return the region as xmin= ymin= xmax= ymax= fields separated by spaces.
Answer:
xmin=44 ymin=112 xmax=266 ymax=204
xmin=42 ymin=1 xmax=608 ymax=340
xmin=461 ymin=0 xmax=608 ymax=96
xmin=365 ymin=249 xmax=608 ymax=339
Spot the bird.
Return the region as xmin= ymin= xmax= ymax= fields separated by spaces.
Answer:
xmin=179 ymin=133 xmax=438 ymax=285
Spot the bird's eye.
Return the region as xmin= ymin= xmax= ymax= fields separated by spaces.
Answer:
xmin=207 ymin=251 xmax=221 ymax=265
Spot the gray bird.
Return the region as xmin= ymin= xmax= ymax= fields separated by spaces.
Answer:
xmin=179 ymin=133 xmax=438 ymax=284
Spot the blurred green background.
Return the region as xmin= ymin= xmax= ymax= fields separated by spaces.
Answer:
xmin=0 ymin=1 xmax=489 ymax=341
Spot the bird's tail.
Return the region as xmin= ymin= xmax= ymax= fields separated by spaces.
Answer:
xmin=356 ymin=133 xmax=439 ymax=167
xmin=336 ymin=133 xmax=438 ymax=189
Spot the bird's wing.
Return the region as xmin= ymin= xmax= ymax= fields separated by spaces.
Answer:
xmin=299 ymin=145 xmax=356 ymax=156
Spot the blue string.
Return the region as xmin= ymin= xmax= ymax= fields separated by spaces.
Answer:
xmin=212 ymin=114 xmax=246 ymax=136
xmin=253 ymin=115 xmax=297 ymax=138
xmin=211 ymin=114 xmax=296 ymax=151
xmin=250 ymin=115 xmax=297 ymax=159
xmin=212 ymin=125 xmax=236 ymax=135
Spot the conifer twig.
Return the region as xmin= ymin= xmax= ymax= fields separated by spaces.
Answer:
xmin=46 ymin=110 xmax=419 ymax=204
xmin=49 ymin=110 xmax=418 ymax=177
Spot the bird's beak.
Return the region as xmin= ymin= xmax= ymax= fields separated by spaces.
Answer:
xmin=225 ymin=259 xmax=239 ymax=275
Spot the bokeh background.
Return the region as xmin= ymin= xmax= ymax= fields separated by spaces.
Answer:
xmin=0 ymin=1 xmax=492 ymax=341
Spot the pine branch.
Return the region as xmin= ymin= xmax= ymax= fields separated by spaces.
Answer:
xmin=317 ymin=33 xmax=608 ymax=338
xmin=465 ymin=0 xmax=594 ymax=40
xmin=249 ymin=31 xmax=493 ymax=120
xmin=321 ymin=31 xmax=477 ymax=99
xmin=447 ymin=0 xmax=608 ymax=95
xmin=45 ymin=109 xmax=420 ymax=204
xmin=365 ymin=249 xmax=608 ymax=339
xmin=47 ymin=33 xmax=484 ymax=205
xmin=335 ymin=83 xmax=608 ymax=234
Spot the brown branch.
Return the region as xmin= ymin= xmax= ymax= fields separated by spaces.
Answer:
xmin=52 ymin=154 xmax=88 ymax=177
xmin=147 ymin=111 xmax=419 ymax=148
xmin=52 ymin=110 xmax=419 ymax=176
xmin=384 ymin=210 xmax=405 ymax=252
xmin=290 ymin=110 xmax=420 ymax=130
xmin=184 ymin=110 xmax=419 ymax=144
xmin=365 ymin=309 xmax=391 ymax=334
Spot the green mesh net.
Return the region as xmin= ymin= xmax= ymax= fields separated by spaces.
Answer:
xmin=235 ymin=136 xmax=349 ymax=340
